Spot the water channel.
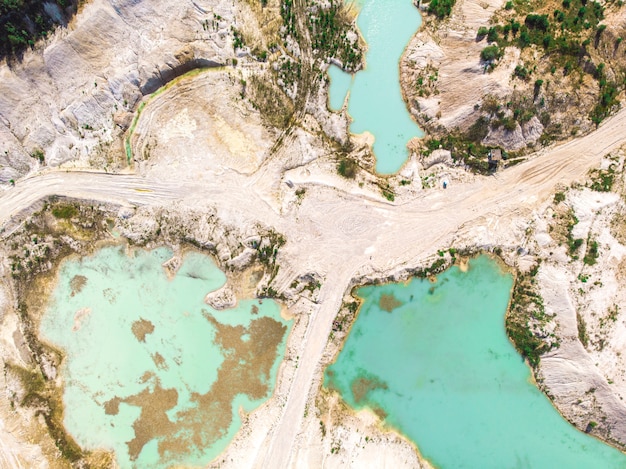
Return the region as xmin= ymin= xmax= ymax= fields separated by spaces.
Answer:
xmin=327 ymin=0 xmax=425 ymax=174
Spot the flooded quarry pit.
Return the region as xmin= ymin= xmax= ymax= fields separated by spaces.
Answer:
xmin=38 ymin=246 xmax=291 ymax=468
xmin=325 ymin=256 xmax=626 ymax=468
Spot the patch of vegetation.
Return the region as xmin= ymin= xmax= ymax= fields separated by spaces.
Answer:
xmin=253 ymin=229 xmax=286 ymax=295
xmin=481 ymin=44 xmax=503 ymax=62
xmin=0 ymin=0 xmax=78 ymax=60
xmin=332 ymin=300 xmax=359 ymax=334
xmin=246 ymin=74 xmax=294 ymax=129
xmin=8 ymin=314 xmax=85 ymax=462
xmin=507 ymin=264 xmax=556 ymax=368
xmin=9 ymin=199 xmax=106 ymax=283
xmin=599 ymin=304 xmax=619 ymax=329
xmin=306 ymin=0 xmax=362 ymax=71
xmin=31 ymin=148 xmax=45 ymax=163
xmin=231 ymin=26 xmax=245 ymax=50
xmin=590 ymin=63 xmax=620 ymax=126
xmin=551 ymin=208 xmax=584 ymax=258
xmin=583 ymin=238 xmax=599 ymax=265
xmin=428 ymin=0 xmax=456 ymax=19
xmin=51 ymin=203 xmax=77 ymax=219
xmin=588 ymin=165 xmax=616 ymax=192
xmin=379 ymin=183 xmax=395 ymax=202
xmin=569 ymin=236 xmax=583 ymax=257
xmin=422 ymin=132 xmax=492 ymax=174
xmin=577 ymin=312 xmax=589 ymax=347
xmin=337 ymin=157 xmax=358 ymax=179
xmin=304 ymin=279 xmax=322 ymax=294
xmin=554 ymin=191 xmax=566 ymax=203
xmin=476 ymin=0 xmax=625 ymax=125
xmin=254 ymin=230 xmax=285 ymax=268
xmin=414 ymin=64 xmax=439 ymax=97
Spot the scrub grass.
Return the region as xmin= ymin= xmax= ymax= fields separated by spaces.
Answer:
xmin=506 ymin=263 xmax=556 ymax=368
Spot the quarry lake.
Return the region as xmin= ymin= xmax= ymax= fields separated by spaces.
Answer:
xmin=324 ymin=255 xmax=626 ymax=468
xmin=39 ymin=246 xmax=291 ymax=468
xmin=328 ymin=0 xmax=424 ymax=174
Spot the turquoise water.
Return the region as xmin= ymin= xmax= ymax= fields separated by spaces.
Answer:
xmin=328 ymin=64 xmax=353 ymax=111
xmin=325 ymin=256 xmax=626 ymax=468
xmin=40 ymin=246 xmax=291 ymax=468
xmin=329 ymin=0 xmax=425 ymax=174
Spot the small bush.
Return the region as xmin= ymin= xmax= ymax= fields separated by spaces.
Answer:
xmin=337 ymin=158 xmax=358 ymax=179
xmin=480 ymin=45 xmax=502 ymax=61
xmin=428 ymin=0 xmax=456 ymax=19
xmin=569 ymin=237 xmax=583 ymax=256
xmin=583 ymin=240 xmax=599 ymax=265
xmin=487 ymin=27 xmax=499 ymax=42
xmin=31 ymin=149 xmax=45 ymax=163
xmin=514 ymin=65 xmax=530 ymax=80
xmin=589 ymin=167 xmax=615 ymax=192
xmin=577 ymin=313 xmax=589 ymax=347
xmin=503 ymin=117 xmax=517 ymax=131
xmin=525 ymin=14 xmax=550 ymax=31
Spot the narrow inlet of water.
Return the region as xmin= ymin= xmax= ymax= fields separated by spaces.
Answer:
xmin=325 ymin=255 xmax=626 ymax=468
xmin=328 ymin=0 xmax=425 ymax=174
xmin=40 ymin=246 xmax=291 ymax=468
xmin=328 ymin=64 xmax=353 ymax=111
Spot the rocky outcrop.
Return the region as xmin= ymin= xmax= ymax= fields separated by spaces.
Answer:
xmin=400 ymin=0 xmax=514 ymax=134
xmin=482 ymin=116 xmax=544 ymax=151
xmin=0 ymin=0 xmax=237 ymax=183
xmin=421 ymin=149 xmax=453 ymax=169
xmin=205 ymin=283 xmax=237 ymax=310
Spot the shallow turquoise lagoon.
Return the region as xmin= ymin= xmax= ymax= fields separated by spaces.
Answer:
xmin=325 ymin=255 xmax=626 ymax=468
xmin=328 ymin=64 xmax=353 ymax=111
xmin=40 ymin=246 xmax=291 ymax=468
xmin=329 ymin=0 xmax=424 ymax=174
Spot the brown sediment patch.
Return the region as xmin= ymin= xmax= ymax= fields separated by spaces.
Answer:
xmin=152 ymin=352 xmax=167 ymax=370
xmin=131 ymin=318 xmax=155 ymax=342
xmin=103 ymin=288 xmax=116 ymax=304
xmin=458 ymin=258 xmax=469 ymax=273
xmin=251 ymin=304 xmax=259 ymax=315
xmin=104 ymin=397 xmax=121 ymax=416
xmin=379 ymin=293 xmax=403 ymax=313
xmin=105 ymin=313 xmax=288 ymax=464
xmin=371 ymin=406 xmax=388 ymax=421
xmin=351 ymin=375 xmax=388 ymax=404
xmin=123 ymin=383 xmax=180 ymax=460
xmin=428 ymin=275 xmax=437 ymax=283
xmin=69 ymin=275 xmax=87 ymax=297
xmin=139 ymin=371 xmax=155 ymax=384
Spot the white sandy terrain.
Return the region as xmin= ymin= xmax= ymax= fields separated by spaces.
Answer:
xmin=523 ymin=152 xmax=626 ymax=446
